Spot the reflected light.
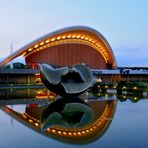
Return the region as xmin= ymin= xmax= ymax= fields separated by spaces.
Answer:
xmin=1 ymin=99 xmax=117 ymax=144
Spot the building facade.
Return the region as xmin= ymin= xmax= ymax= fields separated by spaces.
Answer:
xmin=0 ymin=26 xmax=116 ymax=69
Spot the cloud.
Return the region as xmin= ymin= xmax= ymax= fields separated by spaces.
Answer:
xmin=114 ymin=46 xmax=148 ymax=66
xmin=114 ymin=46 xmax=144 ymax=56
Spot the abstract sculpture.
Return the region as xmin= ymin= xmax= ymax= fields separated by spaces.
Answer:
xmin=40 ymin=63 xmax=93 ymax=97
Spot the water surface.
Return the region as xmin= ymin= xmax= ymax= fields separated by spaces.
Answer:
xmin=0 ymin=88 xmax=148 ymax=148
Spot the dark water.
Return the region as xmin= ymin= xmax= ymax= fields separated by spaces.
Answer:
xmin=0 ymin=88 xmax=148 ymax=148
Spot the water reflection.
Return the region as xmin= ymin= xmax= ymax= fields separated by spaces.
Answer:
xmin=0 ymin=88 xmax=56 ymax=100
xmin=40 ymin=98 xmax=94 ymax=130
xmin=0 ymin=88 xmax=117 ymax=144
xmin=0 ymin=88 xmax=148 ymax=144
xmin=90 ymin=81 xmax=148 ymax=103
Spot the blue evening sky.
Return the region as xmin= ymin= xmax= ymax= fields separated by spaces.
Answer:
xmin=0 ymin=0 xmax=147 ymax=67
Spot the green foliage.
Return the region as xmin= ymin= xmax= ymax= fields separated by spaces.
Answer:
xmin=2 ymin=62 xmax=28 ymax=69
xmin=13 ymin=62 xmax=28 ymax=69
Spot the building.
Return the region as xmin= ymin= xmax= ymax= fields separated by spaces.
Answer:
xmin=0 ymin=26 xmax=147 ymax=84
xmin=0 ymin=26 xmax=116 ymax=69
xmin=92 ymin=69 xmax=148 ymax=82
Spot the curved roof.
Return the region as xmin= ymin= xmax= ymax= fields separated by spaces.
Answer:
xmin=0 ymin=26 xmax=117 ymax=68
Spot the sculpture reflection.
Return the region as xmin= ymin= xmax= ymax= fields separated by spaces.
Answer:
xmin=1 ymin=97 xmax=117 ymax=144
xmin=40 ymin=98 xmax=94 ymax=130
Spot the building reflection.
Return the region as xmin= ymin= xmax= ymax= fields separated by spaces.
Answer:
xmin=1 ymin=96 xmax=117 ymax=144
xmin=0 ymin=88 xmax=56 ymax=100
xmin=1 ymin=87 xmax=147 ymax=144
xmin=116 ymin=95 xmax=144 ymax=103
xmin=0 ymin=87 xmax=147 ymax=104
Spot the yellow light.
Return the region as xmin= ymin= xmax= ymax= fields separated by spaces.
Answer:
xmin=89 ymin=38 xmax=92 ymax=42
xmin=67 ymin=35 xmax=71 ymax=38
xmin=63 ymin=132 xmax=67 ymax=135
xmin=51 ymin=38 xmax=56 ymax=41
xmin=29 ymin=119 xmax=33 ymax=123
xmin=97 ymin=78 xmax=102 ymax=82
xmin=28 ymin=48 xmax=33 ymax=51
xmin=97 ymin=85 xmax=100 ymax=88
xmin=39 ymin=42 xmax=44 ymax=45
xmin=72 ymin=35 xmax=76 ymax=38
xmin=51 ymin=129 xmax=56 ymax=133
xmin=133 ymin=86 xmax=137 ymax=90
xmin=35 ymin=73 xmax=40 ymax=76
xmin=57 ymin=36 xmax=61 ymax=40
xmin=73 ymin=132 xmax=77 ymax=136
xmin=58 ymin=131 xmax=62 ymax=135
xmin=34 ymin=123 xmax=39 ymax=127
xmin=134 ymin=97 xmax=138 ymax=100
xmin=81 ymin=36 xmax=84 ymax=39
xmin=45 ymin=39 xmax=50 ymax=43
xmin=105 ymin=85 xmax=108 ymax=88
xmin=62 ymin=36 xmax=66 ymax=39
xmin=34 ymin=44 xmax=39 ymax=48
xmin=77 ymin=132 xmax=81 ymax=135
xmin=68 ymin=132 xmax=72 ymax=136
xmin=123 ymin=86 xmax=126 ymax=89
xmin=76 ymin=35 xmax=80 ymax=38
xmin=85 ymin=37 xmax=88 ymax=40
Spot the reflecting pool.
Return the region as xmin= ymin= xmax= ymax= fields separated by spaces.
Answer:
xmin=0 ymin=88 xmax=148 ymax=148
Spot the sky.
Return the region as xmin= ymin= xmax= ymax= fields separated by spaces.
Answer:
xmin=0 ymin=0 xmax=147 ymax=67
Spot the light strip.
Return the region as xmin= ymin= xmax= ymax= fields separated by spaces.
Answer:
xmin=24 ymin=33 xmax=112 ymax=64
xmin=22 ymin=103 xmax=114 ymax=138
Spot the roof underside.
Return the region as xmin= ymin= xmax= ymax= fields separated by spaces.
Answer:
xmin=0 ymin=26 xmax=117 ymax=68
